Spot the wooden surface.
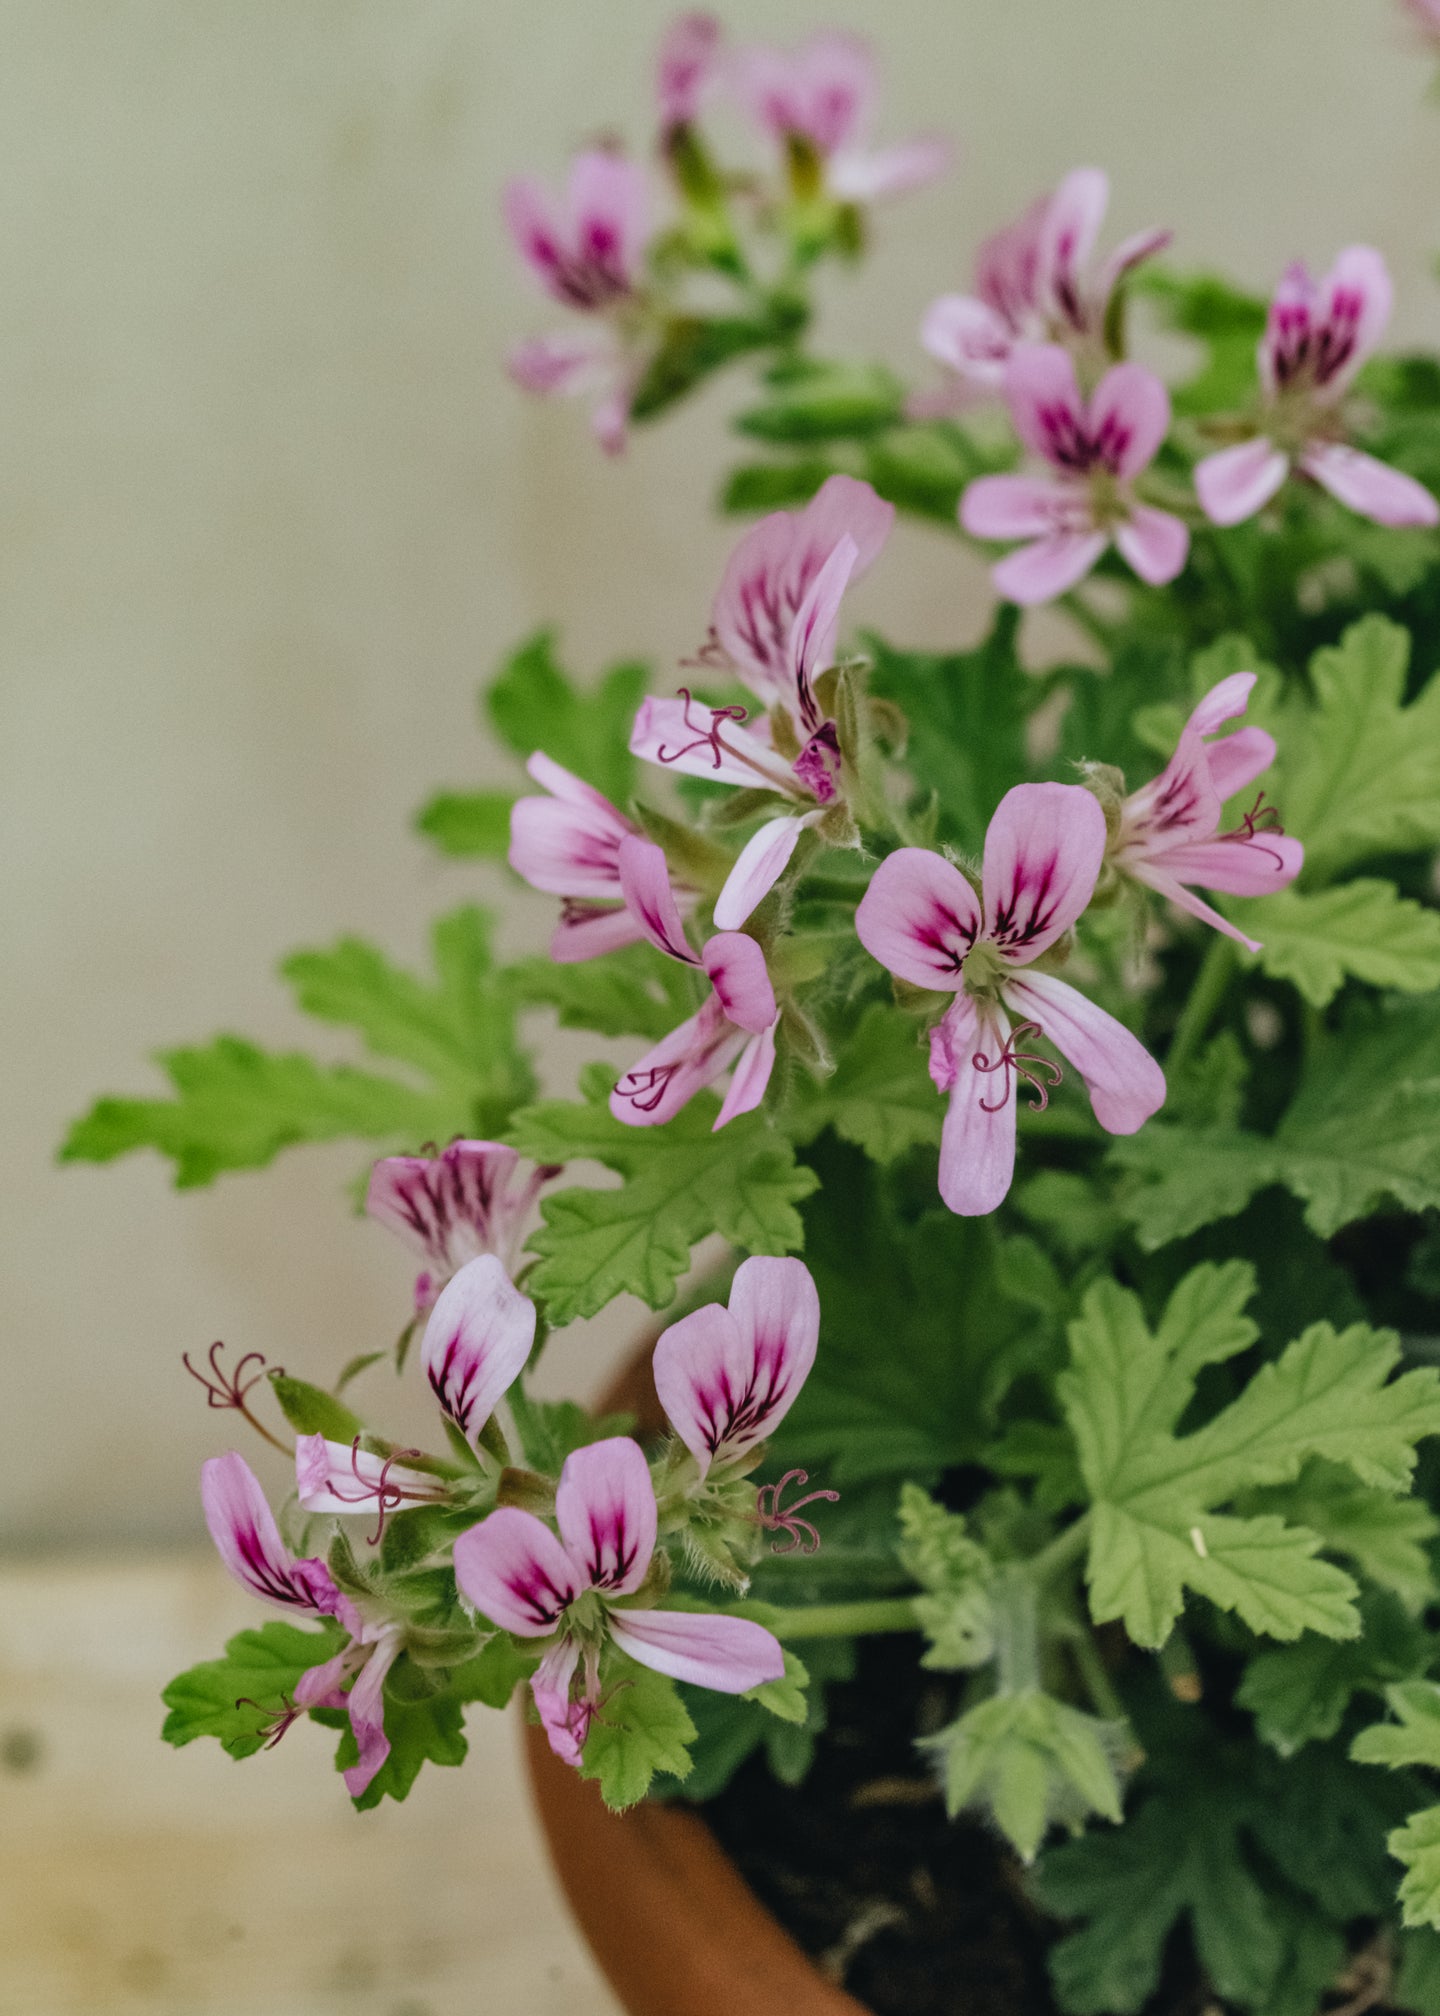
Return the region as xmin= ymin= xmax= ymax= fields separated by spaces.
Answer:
xmin=0 ymin=1555 xmax=622 ymax=2016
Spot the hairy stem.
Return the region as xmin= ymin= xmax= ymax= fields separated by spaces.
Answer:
xmin=1027 ymin=1512 xmax=1092 ymax=1586
xmin=1165 ymin=934 xmax=1236 ymax=1079
xmin=769 ymin=1596 xmax=921 ymax=1641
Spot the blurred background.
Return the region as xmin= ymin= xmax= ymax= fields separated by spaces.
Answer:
xmin=3 ymin=2 xmax=1439 ymax=2009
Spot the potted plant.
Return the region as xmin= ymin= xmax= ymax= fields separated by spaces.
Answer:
xmin=68 ymin=13 xmax=1440 ymax=2013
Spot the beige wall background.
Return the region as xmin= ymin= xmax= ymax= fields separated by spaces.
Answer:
xmin=6 ymin=0 xmax=1438 ymax=1550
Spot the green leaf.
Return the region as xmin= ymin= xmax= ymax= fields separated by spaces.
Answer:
xmin=579 ymin=1659 xmax=696 ymax=1810
xmin=1238 ymin=1592 xmax=1431 ymax=1754
xmin=866 ymin=611 xmax=1028 ymax=854
xmin=1353 ymin=1680 xmax=1440 ymax=1773
xmin=743 ymin=1647 xmax=810 ymax=1724
xmin=721 ymin=459 xmax=842 ymax=514
xmin=413 ymin=789 xmax=516 ymax=859
xmin=281 ymin=905 xmax=533 ymax=1133
xmin=1398 ymin=1927 xmax=1440 ymax=2013
xmin=506 ymin=1077 xmax=819 ymax=1324
xmin=1236 ymin=879 xmax=1440 ymax=1008
xmin=1060 ymin=1266 xmax=1440 ymax=1647
xmin=733 ymin=361 xmax=904 ymax=443
xmin=448 ymin=1633 xmax=540 ymax=1711
xmin=928 ymin=1691 xmax=1123 ymax=1863
xmin=1282 ymin=616 xmax=1440 ymax=882
xmin=1133 ymin=266 xmax=1268 ymax=416
xmin=161 ymin=1621 xmax=344 ymax=1758
xmin=665 ymin=1638 xmax=854 ymax=1801
xmin=507 ymin=1387 xmax=634 ymax=1473
xmin=330 ymin=1670 xmax=469 ymax=1810
xmin=1392 ymin=1806 xmax=1440 ymax=1929
xmin=60 ymin=1038 xmax=445 ymax=1188
xmin=896 ymin=1483 xmax=996 ymax=1670
xmin=1241 ymin=1460 xmax=1439 ymax=1612
xmin=788 ymin=1004 xmax=941 ymax=1164
xmin=485 ymin=631 xmax=647 ymax=807
xmin=630 ymin=299 xmax=806 ymax=423
xmin=506 ymin=942 xmax=697 ymax=1041
xmin=268 ymin=1373 xmax=364 ymax=1444
xmin=1113 ymin=996 xmax=1440 ymax=1245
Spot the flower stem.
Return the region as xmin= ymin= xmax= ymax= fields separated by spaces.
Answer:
xmin=769 ymin=1596 xmax=921 ymax=1641
xmin=1165 ymin=935 xmax=1236 ymax=1080
xmin=1026 ymin=1513 xmax=1092 ymax=1586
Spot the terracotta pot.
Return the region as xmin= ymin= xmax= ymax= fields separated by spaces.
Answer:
xmin=522 ymin=1342 xmax=870 ymax=2016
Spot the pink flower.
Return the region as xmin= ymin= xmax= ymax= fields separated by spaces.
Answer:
xmin=366 ymin=1140 xmax=556 ymax=1315
xmin=454 ymin=1436 xmax=785 ymax=1768
xmin=855 ymin=784 xmax=1166 ymax=1217
xmin=658 ymin=13 xmax=723 ymax=131
xmin=503 ymin=151 xmax=651 ymax=453
xmin=200 ymin=1451 xmax=401 ymax=1796
xmin=633 ymin=477 xmax=893 ymax=928
xmin=608 ymin=837 xmax=779 ymax=1130
xmin=508 ymin=750 xmax=690 ymax=964
xmin=915 ymin=168 xmax=1170 ymax=409
xmin=418 ymin=1253 xmax=537 ymax=1452
xmin=1194 ymin=248 xmax=1438 ymax=529
xmin=653 ymin=1256 xmax=819 ymax=1479
xmin=1113 ymin=671 xmax=1305 ymax=952
xmin=730 ymin=32 xmax=948 ymax=203
xmin=961 ymin=344 xmax=1189 ymax=604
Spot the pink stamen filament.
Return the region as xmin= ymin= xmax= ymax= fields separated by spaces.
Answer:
xmin=234 ymin=1691 xmax=303 ymax=1749
xmin=182 ymin=1341 xmax=291 ymax=1456
xmin=972 ymin=1019 xmax=1064 ymax=1114
xmin=657 ymin=688 xmax=805 ymax=798
xmin=1223 ymin=790 xmax=1289 ymax=871
xmin=321 ymin=1438 xmax=439 ymax=1545
xmin=755 ymin=1469 xmax=841 ymax=1557
xmin=614 ymin=1061 xmax=679 ymax=1113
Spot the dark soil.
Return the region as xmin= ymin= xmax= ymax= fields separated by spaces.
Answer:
xmin=697 ymin=1634 xmax=1403 ymax=2016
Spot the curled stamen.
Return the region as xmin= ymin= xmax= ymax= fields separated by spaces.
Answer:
xmin=182 ymin=1341 xmax=291 ymax=1455
xmin=971 ymin=1019 xmax=1064 ymax=1114
xmin=1223 ymin=790 xmax=1289 ymax=871
xmin=755 ymin=1468 xmax=841 ymax=1557
xmin=614 ymin=1062 xmax=678 ymax=1114
xmin=234 ymin=1692 xmax=303 ymax=1750
xmin=679 ymin=630 xmax=735 ymax=673
xmin=320 ymin=1438 xmax=431 ymax=1545
xmin=656 ymin=687 xmax=750 ymax=771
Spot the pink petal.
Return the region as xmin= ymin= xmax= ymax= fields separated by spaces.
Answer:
xmin=508 ymin=330 xmax=613 ymax=396
xmin=653 ymin=1256 xmax=819 ymax=1478
xmin=981 ymin=782 xmax=1107 ymax=963
xmin=920 ymin=293 xmax=1014 ymax=389
xmin=1093 ymin=226 xmax=1173 ymax=308
xmin=611 ymin=998 xmax=747 ymax=1129
xmin=1183 ymin=672 xmax=1257 ymax=742
xmin=1002 ymin=972 xmax=1165 ymax=1135
xmin=1157 ymin=833 xmax=1305 ymax=898
xmin=787 ymin=32 xmax=874 ymax=154
xmin=530 ymin=1638 xmax=588 ymax=1768
xmin=201 ymin=1452 xmax=339 ymax=1615
xmin=854 ymin=847 xmax=980 ymax=990
xmin=992 ymin=531 xmax=1108 ymax=604
xmin=701 ymin=931 xmax=776 ymax=1035
xmin=294 ymin=1436 xmax=442 ymax=1517
xmin=792 ymin=473 xmax=894 ymax=582
xmin=292 ymin=1642 xmax=363 ymax=1713
xmin=960 ymin=473 xmax=1075 ymax=540
xmin=1194 ymin=438 xmax=1290 ymax=526
xmin=1037 ymin=167 xmax=1109 ymax=328
xmin=342 ymin=1632 xmax=402 ymax=1799
xmin=511 ymin=795 xmax=629 ymax=898
xmin=630 ymin=694 xmax=791 ymax=792
xmin=657 ymin=12 xmax=722 ymax=127
xmin=1300 ymin=443 xmax=1440 ymax=528
xmin=1124 ymin=729 xmax=1224 ymax=855
xmin=1004 ymin=342 xmax=1086 ymax=466
xmin=1205 ymin=726 xmax=1276 ymax=804
xmin=829 ymin=135 xmax=950 ymax=202
xmin=589 ymin=388 xmax=630 ymax=458
xmin=933 ymin=994 xmax=1019 ymax=1217
xmin=1115 ymin=504 xmax=1189 ymax=586
xmin=419 ymin=1253 xmax=536 ymax=1450
xmin=617 ymin=835 xmax=696 ymax=963
xmin=550 ymin=903 xmax=649 ymax=964
xmin=453 ymin=1506 xmax=582 ymax=1636
xmin=566 ymin=150 xmax=649 ymax=286
xmin=787 ymin=533 xmax=857 ymax=729
xmin=1127 ymin=861 xmax=1266 ymax=954
xmin=555 ymin=1436 xmax=657 ymax=1596
xmin=1089 ymin=363 xmax=1170 ymax=480
xmin=1312 ymin=246 xmax=1392 ymax=395
xmin=975 ymin=193 xmax=1049 ymax=329
xmin=503 ymin=177 xmax=566 ymax=292
xmin=714 ymin=1019 xmax=777 ymax=1129
xmin=713 ymin=815 xmax=807 ymax=930
xmin=365 ymin=1140 xmax=522 ymax=1274
xmin=608 ymin=1608 xmax=785 ymax=1693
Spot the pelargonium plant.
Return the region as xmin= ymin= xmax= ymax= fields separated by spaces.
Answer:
xmin=68 ymin=14 xmax=1440 ymax=2014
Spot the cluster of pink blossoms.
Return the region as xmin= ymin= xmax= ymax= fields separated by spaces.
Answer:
xmin=504 ymin=20 xmax=946 ymax=452
xmin=202 ymin=1153 xmax=830 ymax=1785
xmin=507 ymin=473 xmax=1305 ymax=1214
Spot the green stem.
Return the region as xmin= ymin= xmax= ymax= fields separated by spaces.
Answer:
xmin=1027 ymin=1513 xmax=1092 ymax=1586
xmin=1165 ymin=935 xmax=1237 ymax=1079
xmin=1071 ymin=1627 xmax=1125 ymax=1723
xmin=768 ymin=1596 xmax=921 ymax=1641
